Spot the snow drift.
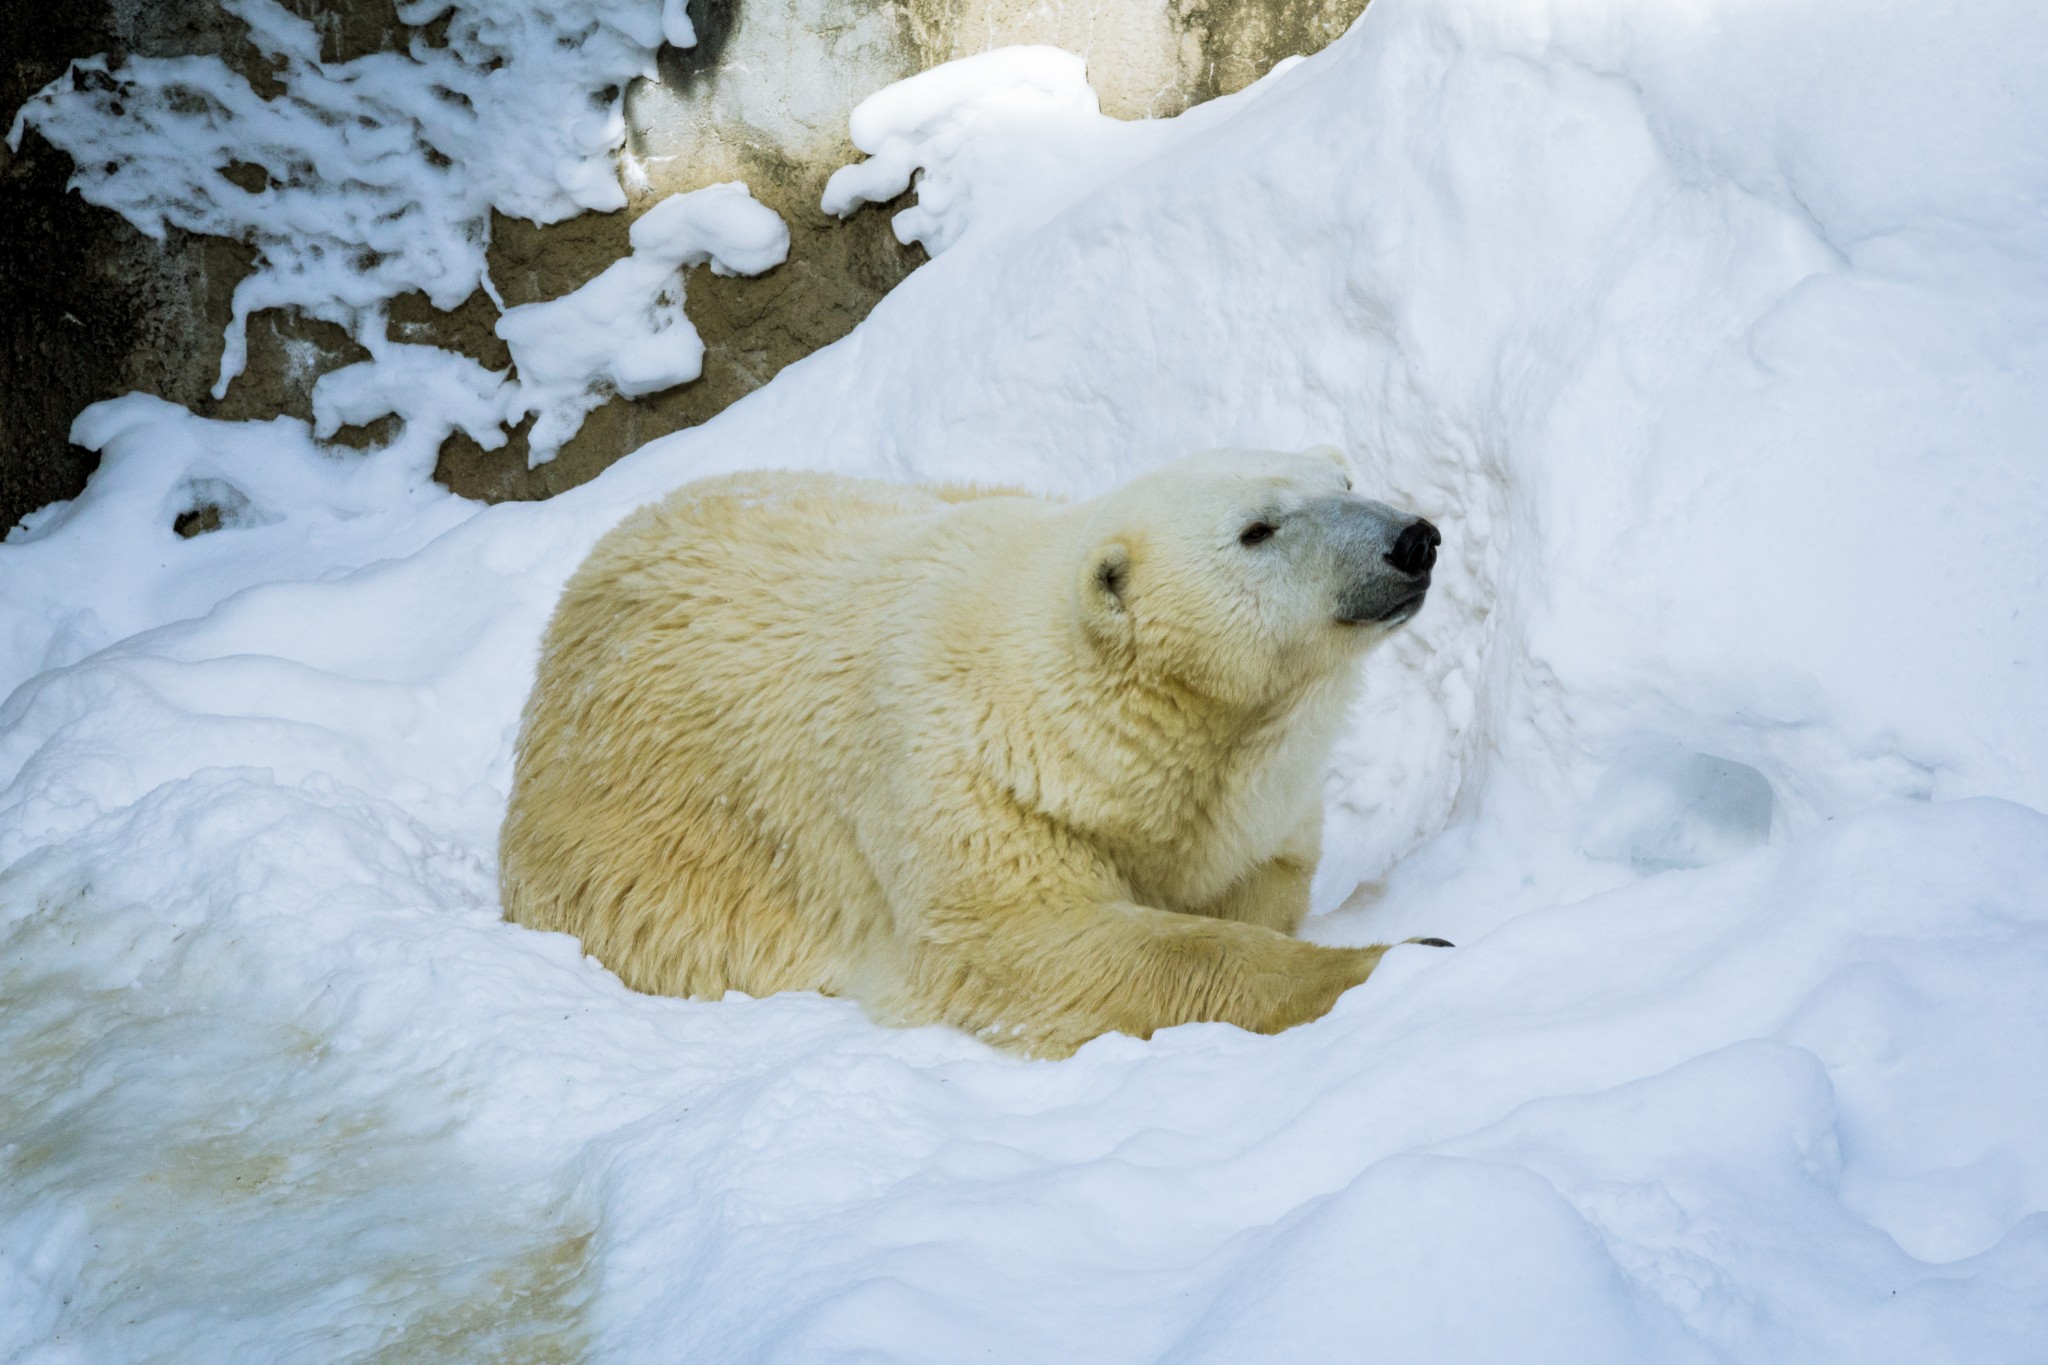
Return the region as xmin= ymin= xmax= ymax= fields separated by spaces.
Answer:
xmin=4 ymin=0 xmax=2047 ymax=1359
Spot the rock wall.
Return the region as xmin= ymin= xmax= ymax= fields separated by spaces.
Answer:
xmin=0 ymin=0 xmax=1368 ymax=532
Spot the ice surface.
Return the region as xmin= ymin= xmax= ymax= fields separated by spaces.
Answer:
xmin=5 ymin=0 xmax=2048 ymax=1359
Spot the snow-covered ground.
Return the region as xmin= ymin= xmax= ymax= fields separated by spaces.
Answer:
xmin=5 ymin=0 xmax=2048 ymax=1359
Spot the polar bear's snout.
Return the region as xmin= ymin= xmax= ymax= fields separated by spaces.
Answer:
xmin=1320 ymin=495 xmax=1439 ymax=627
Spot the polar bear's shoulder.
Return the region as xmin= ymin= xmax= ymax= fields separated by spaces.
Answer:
xmin=605 ymin=470 xmax=1050 ymax=557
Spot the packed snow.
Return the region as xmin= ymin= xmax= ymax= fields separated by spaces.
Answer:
xmin=5 ymin=0 xmax=2048 ymax=1360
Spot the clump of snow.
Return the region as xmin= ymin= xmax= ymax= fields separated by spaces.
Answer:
xmin=822 ymin=45 xmax=1306 ymax=254
xmin=497 ymin=182 xmax=789 ymax=465
xmin=822 ymin=46 xmax=1103 ymax=253
xmin=311 ymin=341 xmax=515 ymax=455
xmin=5 ymin=0 xmax=2048 ymax=1357
xmin=6 ymin=0 xmax=696 ymax=393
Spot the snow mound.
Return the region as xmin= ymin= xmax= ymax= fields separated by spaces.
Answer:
xmin=4 ymin=0 xmax=2048 ymax=1358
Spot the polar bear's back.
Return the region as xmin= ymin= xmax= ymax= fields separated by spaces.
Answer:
xmin=499 ymin=469 xmax=1037 ymax=1002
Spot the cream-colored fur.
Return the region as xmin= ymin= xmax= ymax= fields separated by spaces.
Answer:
xmin=501 ymin=449 xmax=1427 ymax=1057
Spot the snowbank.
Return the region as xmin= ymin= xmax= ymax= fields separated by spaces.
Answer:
xmin=4 ymin=0 xmax=2047 ymax=1359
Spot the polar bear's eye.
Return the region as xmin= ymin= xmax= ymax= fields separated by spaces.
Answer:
xmin=1239 ymin=522 xmax=1277 ymax=547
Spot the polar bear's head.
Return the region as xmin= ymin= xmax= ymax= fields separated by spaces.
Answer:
xmin=1077 ymin=447 xmax=1438 ymax=703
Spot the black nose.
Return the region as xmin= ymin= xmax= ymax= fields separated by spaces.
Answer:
xmin=1385 ymin=518 xmax=1440 ymax=577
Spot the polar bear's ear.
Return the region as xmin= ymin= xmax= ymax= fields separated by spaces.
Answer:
xmin=1303 ymin=444 xmax=1358 ymax=486
xmin=1091 ymin=543 xmax=1131 ymax=610
xmin=1082 ymin=542 xmax=1135 ymax=652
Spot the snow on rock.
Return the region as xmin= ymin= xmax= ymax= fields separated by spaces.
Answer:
xmin=311 ymin=341 xmax=516 ymax=454
xmin=496 ymin=182 xmax=790 ymax=465
xmin=6 ymin=0 xmax=696 ymax=394
xmin=9 ymin=0 xmax=786 ymax=474
xmin=822 ymin=46 xmax=1106 ymax=253
xmin=821 ymin=45 xmax=1307 ymax=254
xmin=4 ymin=0 xmax=2048 ymax=1358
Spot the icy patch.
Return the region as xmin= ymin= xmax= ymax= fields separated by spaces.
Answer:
xmin=497 ymin=183 xmax=789 ymax=465
xmin=0 ymin=773 xmax=606 ymax=1360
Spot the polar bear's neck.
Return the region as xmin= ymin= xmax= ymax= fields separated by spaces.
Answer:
xmin=943 ymin=509 xmax=1360 ymax=905
xmin=1055 ymin=660 xmax=1358 ymax=902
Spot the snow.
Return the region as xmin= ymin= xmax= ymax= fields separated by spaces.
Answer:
xmin=822 ymin=46 xmax=1107 ymax=253
xmin=311 ymin=342 xmax=517 ymax=456
xmin=821 ymin=45 xmax=1308 ymax=254
xmin=5 ymin=0 xmax=2048 ymax=1359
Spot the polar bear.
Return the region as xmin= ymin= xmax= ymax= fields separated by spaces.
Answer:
xmin=500 ymin=448 xmax=1443 ymax=1057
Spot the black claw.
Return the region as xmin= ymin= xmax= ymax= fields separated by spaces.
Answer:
xmin=1414 ymin=937 xmax=1454 ymax=948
